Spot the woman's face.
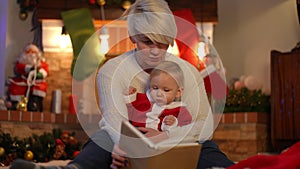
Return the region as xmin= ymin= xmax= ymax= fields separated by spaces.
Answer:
xmin=133 ymin=35 xmax=169 ymax=70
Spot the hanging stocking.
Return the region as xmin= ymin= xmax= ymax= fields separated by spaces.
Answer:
xmin=61 ymin=8 xmax=105 ymax=81
xmin=173 ymin=9 xmax=228 ymax=100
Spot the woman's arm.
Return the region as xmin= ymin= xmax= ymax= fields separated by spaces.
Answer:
xmin=97 ymin=59 xmax=129 ymax=144
xmin=97 ymin=51 xmax=147 ymax=144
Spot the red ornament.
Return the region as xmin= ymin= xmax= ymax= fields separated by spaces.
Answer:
xmin=72 ymin=151 xmax=80 ymax=159
xmin=61 ymin=131 xmax=70 ymax=144
xmin=89 ymin=0 xmax=96 ymax=4
xmin=53 ymin=139 xmax=67 ymax=160
xmin=55 ymin=138 xmax=65 ymax=146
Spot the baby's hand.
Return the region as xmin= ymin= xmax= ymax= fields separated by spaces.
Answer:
xmin=123 ymin=86 xmax=137 ymax=95
xmin=163 ymin=115 xmax=176 ymax=126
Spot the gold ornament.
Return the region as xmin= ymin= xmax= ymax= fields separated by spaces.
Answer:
xmin=24 ymin=150 xmax=34 ymax=161
xmin=16 ymin=96 xmax=28 ymax=111
xmin=122 ymin=0 xmax=131 ymax=9
xmin=19 ymin=12 xmax=28 ymax=20
xmin=97 ymin=0 xmax=106 ymax=6
xmin=69 ymin=136 xmax=78 ymax=145
xmin=0 ymin=147 xmax=5 ymax=157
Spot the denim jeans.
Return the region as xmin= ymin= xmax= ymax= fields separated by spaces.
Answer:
xmin=69 ymin=130 xmax=234 ymax=169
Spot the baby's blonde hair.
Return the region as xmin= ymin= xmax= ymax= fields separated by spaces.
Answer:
xmin=150 ymin=61 xmax=184 ymax=88
xmin=122 ymin=0 xmax=177 ymax=46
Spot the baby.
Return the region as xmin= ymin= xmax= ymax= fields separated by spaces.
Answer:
xmin=124 ymin=61 xmax=192 ymax=132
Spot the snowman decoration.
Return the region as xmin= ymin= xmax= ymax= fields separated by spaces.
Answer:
xmin=7 ymin=44 xmax=48 ymax=112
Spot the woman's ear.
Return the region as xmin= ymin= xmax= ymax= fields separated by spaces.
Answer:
xmin=129 ymin=36 xmax=136 ymax=43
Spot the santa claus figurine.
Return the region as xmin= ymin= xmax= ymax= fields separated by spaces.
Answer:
xmin=7 ymin=44 xmax=48 ymax=112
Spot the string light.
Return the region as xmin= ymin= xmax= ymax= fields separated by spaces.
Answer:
xmin=99 ymin=3 xmax=109 ymax=55
xmin=99 ymin=26 xmax=109 ymax=54
xmin=167 ymin=40 xmax=180 ymax=56
xmin=197 ymin=33 xmax=209 ymax=60
xmin=197 ymin=4 xmax=209 ymax=65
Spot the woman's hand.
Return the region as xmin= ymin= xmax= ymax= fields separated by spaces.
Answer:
xmin=123 ymin=86 xmax=137 ymax=95
xmin=111 ymin=144 xmax=129 ymax=169
xmin=138 ymin=127 xmax=168 ymax=143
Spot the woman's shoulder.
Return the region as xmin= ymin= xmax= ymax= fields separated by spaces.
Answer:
xmin=98 ymin=50 xmax=135 ymax=73
xmin=106 ymin=50 xmax=135 ymax=64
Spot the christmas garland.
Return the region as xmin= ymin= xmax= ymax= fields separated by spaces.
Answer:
xmin=224 ymin=87 xmax=270 ymax=113
xmin=88 ymin=0 xmax=133 ymax=7
xmin=16 ymin=0 xmax=134 ymax=20
xmin=0 ymin=129 xmax=81 ymax=166
xmin=17 ymin=0 xmax=39 ymax=20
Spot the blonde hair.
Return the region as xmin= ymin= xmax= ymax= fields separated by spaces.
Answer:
xmin=122 ymin=0 xmax=177 ymax=46
xmin=150 ymin=61 xmax=184 ymax=88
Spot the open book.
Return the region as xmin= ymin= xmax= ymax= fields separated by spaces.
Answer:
xmin=119 ymin=120 xmax=202 ymax=169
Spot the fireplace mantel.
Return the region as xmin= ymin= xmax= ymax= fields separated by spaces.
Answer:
xmin=36 ymin=0 xmax=218 ymax=23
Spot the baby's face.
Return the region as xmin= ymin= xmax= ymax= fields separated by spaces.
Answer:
xmin=149 ymin=72 xmax=181 ymax=106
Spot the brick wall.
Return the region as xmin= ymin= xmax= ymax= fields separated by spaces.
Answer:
xmin=213 ymin=112 xmax=270 ymax=162
xmin=0 ymin=110 xmax=101 ymax=144
xmin=43 ymin=52 xmax=73 ymax=113
xmin=0 ymin=110 xmax=270 ymax=162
